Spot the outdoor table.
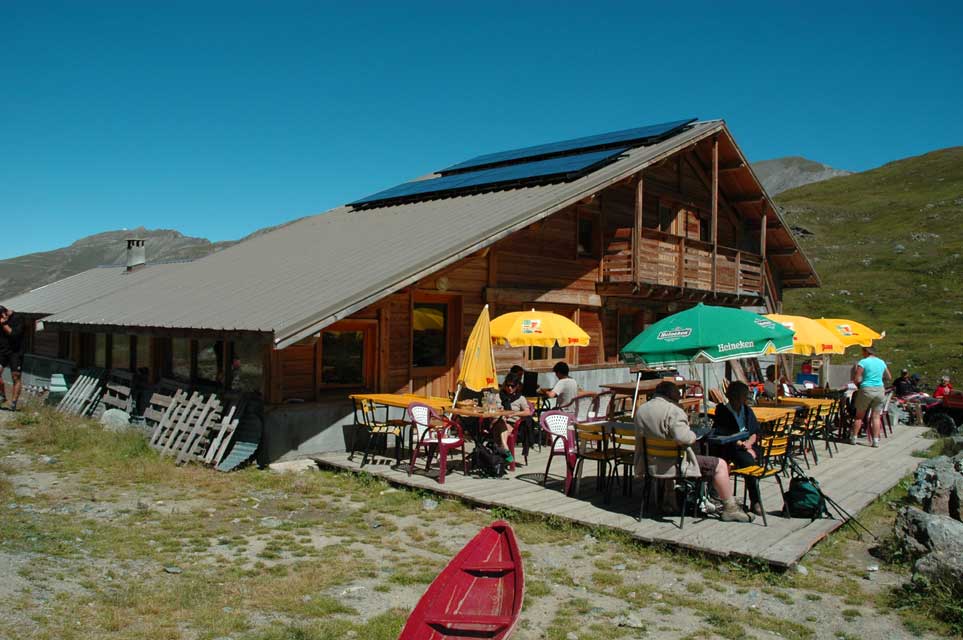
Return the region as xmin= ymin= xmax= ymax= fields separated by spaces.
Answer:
xmin=708 ymin=405 xmax=797 ymax=425
xmin=601 ymin=378 xmax=700 ymax=398
xmin=759 ymin=397 xmax=835 ymax=411
xmin=349 ymin=393 xmax=451 ymax=412
xmin=449 ymin=406 xmax=532 ymax=470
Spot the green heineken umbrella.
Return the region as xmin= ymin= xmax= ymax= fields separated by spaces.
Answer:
xmin=621 ymin=303 xmax=795 ymax=413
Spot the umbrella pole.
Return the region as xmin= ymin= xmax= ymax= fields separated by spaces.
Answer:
xmin=630 ymin=371 xmax=642 ymax=417
xmin=451 ymin=382 xmax=462 ymax=410
xmin=702 ymin=362 xmax=708 ymax=418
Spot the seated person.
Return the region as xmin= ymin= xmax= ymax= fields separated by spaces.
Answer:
xmin=633 ymin=381 xmax=752 ymax=523
xmin=506 ymin=364 xmax=525 ymax=382
xmin=494 ymin=372 xmax=533 ymax=464
xmin=539 ymin=361 xmax=578 ymax=408
xmin=762 ymin=365 xmax=778 ymax=399
xmin=935 ymin=376 xmax=953 ymax=399
xmin=711 ymin=381 xmax=764 ymax=516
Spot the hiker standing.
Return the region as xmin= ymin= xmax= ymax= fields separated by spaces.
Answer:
xmin=0 ymin=306 xmax=25 ymax=411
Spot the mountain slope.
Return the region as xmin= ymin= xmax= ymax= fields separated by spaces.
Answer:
xmin=779 ymin=147 xmax=963 ymax=381
xmin=754 ymin=156 xmax=852 ymax=195
xmin=0 ymin=228 xmax=230 ymax=301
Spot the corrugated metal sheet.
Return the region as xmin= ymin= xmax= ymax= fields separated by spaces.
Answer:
xmin=0 ymin=262 xmax=189 ymax=316
xmin=41 ymin=120 xmax=817 ymax=347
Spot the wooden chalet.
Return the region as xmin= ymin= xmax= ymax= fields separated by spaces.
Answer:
xmin=2 ymin=118 xmax=818 ymax=459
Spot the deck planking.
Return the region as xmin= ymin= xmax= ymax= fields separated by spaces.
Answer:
xmin=314 ymin=423 xmax=932 ymax=567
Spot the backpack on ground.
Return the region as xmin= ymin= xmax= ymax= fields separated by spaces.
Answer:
xmin=783 ymin=476 xmax=828 ymax=519
xmin=470 ymin=442 xmax=508 ymax=477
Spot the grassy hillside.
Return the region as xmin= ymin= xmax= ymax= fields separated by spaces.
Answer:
xmin=779 ymin=146 xmax=963 ymax=383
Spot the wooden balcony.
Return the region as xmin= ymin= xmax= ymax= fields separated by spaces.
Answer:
xmin=600 ymin=228 xmax=764 ymax=297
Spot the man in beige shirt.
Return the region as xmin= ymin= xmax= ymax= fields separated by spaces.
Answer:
xmin=634 ymin=381 xmax=752 ymax=523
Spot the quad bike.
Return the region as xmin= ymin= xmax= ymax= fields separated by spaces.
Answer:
xmin=923 ymin=390 xmax=963 ymax=436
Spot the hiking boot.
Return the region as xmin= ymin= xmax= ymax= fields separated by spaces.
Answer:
xmin=872 ymin=438 xmax=880 ymax=448
xmin=721 ymin=500 xmax=753 ymax=523
xmin=848 ymin=435 xmax=857 ymax=445
xmin=8 ymin=401 xmax=16 ymax=412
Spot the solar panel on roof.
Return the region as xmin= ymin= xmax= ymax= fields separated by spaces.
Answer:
xmin=439 ymin=117 xmax=697 ymax=174
xmin=349 ymin=147 xmax=627 ymax=208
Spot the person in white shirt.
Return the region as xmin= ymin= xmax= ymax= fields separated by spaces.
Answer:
xmin=539 ymin=361 xmax=579 ymax=409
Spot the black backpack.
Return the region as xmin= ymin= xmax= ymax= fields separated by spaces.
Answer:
xmin=470 ymin=442 xmax=508 ymax=477
xmin=783 ymin=476 xmax=828 ymax=520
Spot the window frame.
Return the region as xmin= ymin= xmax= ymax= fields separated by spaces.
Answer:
xmin=410 ymin=293 xmax=461 ymax=377
xmin=317 ymin=319 xmax=377 ymax=391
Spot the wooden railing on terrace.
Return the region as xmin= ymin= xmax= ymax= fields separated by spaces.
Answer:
xmin=601 ymin=228 xmax=764 ymax=296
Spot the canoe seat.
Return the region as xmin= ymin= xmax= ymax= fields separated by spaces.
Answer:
xmin=426 ymin=614 xmax=513 ymax=629
xmin=461 ymin=561 xmax=515 ymax=573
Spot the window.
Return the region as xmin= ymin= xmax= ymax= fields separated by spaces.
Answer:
xmin=170 ymin=338 xmax=191 ymax=381
xmin=577 ymin=215 xmax=597 ymax=257
xmin=321 ymin=331 xmax=365 ymax=385
xmin=94 ymin=334 xmax=108 ymax=368
xmin=111 ymin=335 xmax=131 ymax=370
xmin=134 ymin=336 xmax=150 ymax=372
xmin=320 ymin=322 xmax=376 ymax=388
xmin=412 ymin=301 xmax=448 ymax=369
xmin=231 ymin=340 xmax=264 ymax=394
xmin=196 ymin=340 xmax=223 ymax=384
xmin=57 ymin=332 xmax=71 ymax=360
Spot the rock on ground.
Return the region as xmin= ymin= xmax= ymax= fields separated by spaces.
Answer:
xmin=100 ymin=409 xmax=132 ymax=431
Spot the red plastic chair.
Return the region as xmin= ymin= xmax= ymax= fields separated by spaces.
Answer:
xmin=407 ymin=402 xmax=466 ymax=485
xmin=540 ymin=410 xmax=576 ymax=494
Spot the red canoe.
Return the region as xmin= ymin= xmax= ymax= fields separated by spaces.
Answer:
xmin=398 ymin=520 xmax=525 ymax=640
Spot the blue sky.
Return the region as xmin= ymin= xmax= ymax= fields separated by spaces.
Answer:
xmin=2 ymin=1 xmax=961 ymax=258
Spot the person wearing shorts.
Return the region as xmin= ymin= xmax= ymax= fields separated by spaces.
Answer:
xmin=852 ymin=346 xmax=892 ymax=447
xmin=633 ymin=381 xmax=751 ymax=522
xmin=0 ymin=306 xmax=25 ymax=411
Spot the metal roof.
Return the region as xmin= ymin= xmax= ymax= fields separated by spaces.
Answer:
xmin=0 ymin=262 xmax=189 ymax=316
xmin=40 ymin=120 xmax=818 ymax=348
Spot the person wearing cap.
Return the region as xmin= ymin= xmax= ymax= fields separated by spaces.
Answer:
xmin=852 ymin=346 xmax=892 ymax=447
xmin=934 ymin=376 xmax=953 ymax=399
xmin=893 ymin=369 xmax=918 ymax=398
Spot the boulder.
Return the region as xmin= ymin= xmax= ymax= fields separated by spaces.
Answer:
xmin=914 ymin=550 xmax=963 ymax=587
xmin=894 ymin=506 xmax=963 ymax=559
xmin=100 ymin=409 xmax=132 ymax=431
xmin=906 ymin=453 xmax=963 ymax=520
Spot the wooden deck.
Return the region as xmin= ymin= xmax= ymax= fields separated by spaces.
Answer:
xmin=313 ymin=423 xmax=932 ymax=567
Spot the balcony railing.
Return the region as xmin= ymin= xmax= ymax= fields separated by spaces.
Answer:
xmin=601 ymin=228 xmax=763 ymax=296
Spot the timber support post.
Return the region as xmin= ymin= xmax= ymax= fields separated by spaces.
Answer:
xmin=633 ymin=173 xmax=643 ymax=287
xmin=711 ymin=135 xmax=719 ymax=294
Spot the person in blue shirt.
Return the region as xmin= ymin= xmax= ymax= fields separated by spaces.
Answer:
xmin=852 ymin=346 xmax=892 ymax=447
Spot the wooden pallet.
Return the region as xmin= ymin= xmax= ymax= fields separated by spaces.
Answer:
xmin=143 ymin=388 xmax=246 ymax=467
xmin=56 ymin=370 xmax=105 ymax=417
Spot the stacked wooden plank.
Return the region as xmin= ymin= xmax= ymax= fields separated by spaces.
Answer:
xmin=147 ymin=389 xmax=244 ymax=467
xmin=56 ymin=370 xmax=106 ymax=417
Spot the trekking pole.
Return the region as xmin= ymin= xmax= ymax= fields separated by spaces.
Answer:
xmin=820 ymin=491 xmax=877 ymax=539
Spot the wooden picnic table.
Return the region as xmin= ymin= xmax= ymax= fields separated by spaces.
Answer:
xmin=759 ymin=397 xmax=835 ymax=411
xmin=349 ymin=393 xmax=452 ymax=412
xmin=708 ymin=405 xmax=797 ymax=424
xmin=601 ymin=378 xmax=701 ymax=397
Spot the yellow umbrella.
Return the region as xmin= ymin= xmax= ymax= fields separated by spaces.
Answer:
xmin=815 ymin=318 xmax=884 ymax=348
xmin=456 ymin=304 xmax=498 ymax=392
xmin=765 ymin=314 xmax=846 ymax=355
xmin=490 ymin=309 xmax=590 ymax=348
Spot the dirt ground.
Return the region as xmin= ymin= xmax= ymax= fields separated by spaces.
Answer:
xmin=0 ymin=406 xmax=951 ymax=640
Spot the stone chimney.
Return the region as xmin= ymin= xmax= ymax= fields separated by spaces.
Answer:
xmin=126 ymin=238 xmax=146 ymax=272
